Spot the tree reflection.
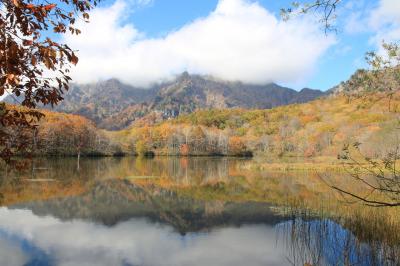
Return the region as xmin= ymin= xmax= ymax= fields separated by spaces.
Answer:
xmin=1 ymin=157 xmax=399 ymax=266
xmin=277 ymin=216 xmax=400 ymax=266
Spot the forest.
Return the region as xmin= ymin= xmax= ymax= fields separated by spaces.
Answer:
xmin=3 ymin=88 xmax=399 ymax=161
xmin=1 ymin=104 xmax=122 ymax=158
xmin=112 ymin=91 xmax=400 ymax=158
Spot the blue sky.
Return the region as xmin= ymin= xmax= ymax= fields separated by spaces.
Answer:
xmin=63 ymin=0 xmax=399 ymax=91
xmin=127 ymin=0 xmax=374 ymax=90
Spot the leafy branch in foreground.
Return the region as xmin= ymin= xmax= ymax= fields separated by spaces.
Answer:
xmin=0 ymin=0 xmax=99 ymax=165
xmin=280 ymin=0 xmax=343 ymax=33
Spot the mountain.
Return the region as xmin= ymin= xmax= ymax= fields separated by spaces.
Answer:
xmin=53 ymin=79 xmax=160 ymax=128
xmin=290 ymin=88 xmax=326 ymax=103
xmin=4 ymin=73 xmax=325 ymax=130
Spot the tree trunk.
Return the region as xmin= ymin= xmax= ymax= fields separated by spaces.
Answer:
xmin=77 ymin=151 xmax=81 ymax=171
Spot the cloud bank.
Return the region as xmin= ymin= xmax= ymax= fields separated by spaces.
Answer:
xmin=64 ymin=0 xmax=335 ymax=87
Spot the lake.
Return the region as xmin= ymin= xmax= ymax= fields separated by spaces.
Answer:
xmin=0 ymin=157 xmax=399 ymax=266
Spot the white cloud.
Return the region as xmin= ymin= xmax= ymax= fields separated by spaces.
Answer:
xmin=342 ymin=0 xmax=369 ymax=34
xmin=344 ymin=0 xmax=400 ymax=51
xmin=64 ymin=0 xmax=335 ymax=87
xmin=369 ymin=0 xmax=400 ymax=29
xmin=368 ymin=0 xmax=400 ymax=49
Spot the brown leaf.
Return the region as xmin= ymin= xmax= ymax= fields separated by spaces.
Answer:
xmin=7 ymin=74 xmax=15 ymax=81
xmin=71 ymin=53 xmax=79 ymax=65
xmin=22 ymin=39 xmax=33 ymax=46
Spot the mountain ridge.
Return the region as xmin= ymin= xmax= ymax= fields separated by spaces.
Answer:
xmin=4 ymin=73 xmax=326 ymax=130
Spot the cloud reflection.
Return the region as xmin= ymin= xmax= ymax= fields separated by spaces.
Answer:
xmin=0 ymin=207 xmax=287 ymax=266
xmin=0 ymin=238 xmax=29 ymax=266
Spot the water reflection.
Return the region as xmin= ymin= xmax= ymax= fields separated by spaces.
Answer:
xmin=278 ymin=218 xmax=399 ymax=266
xmin=0 ymin=206 xmax=397 ymax=266
xmin=0 ymin=157 xmax=327 ymax=206
xmin=0 ymin=157 xmax=399 ymax=265
xmin=0 ymin=208 xmax=289 ymax=266
xmin=1 ymin=157 xmax=251 ymax=182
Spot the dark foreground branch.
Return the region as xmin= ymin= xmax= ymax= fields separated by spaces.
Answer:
xmin=331 ymin=185 xmax=400 ymax=207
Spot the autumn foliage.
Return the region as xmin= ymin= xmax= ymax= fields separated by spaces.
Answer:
xmin=2 ymin=104 xmax=121 ymax=157
xmin=180 ymin=144 xmax=189 ymax=156
xmin=0 ymin=0 xmax=99 ymax=163
xmin=109 ymin=91 xmax=400 ymax=159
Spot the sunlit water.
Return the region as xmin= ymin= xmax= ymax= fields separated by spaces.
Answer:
xmin=0 ymin=157 xmax=398 ymax=266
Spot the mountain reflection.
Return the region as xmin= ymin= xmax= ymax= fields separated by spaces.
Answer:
xmin=0 ymin=157 xmax=399 ymax=265
xmin=11 ymin=179 xmax=283 ymax=232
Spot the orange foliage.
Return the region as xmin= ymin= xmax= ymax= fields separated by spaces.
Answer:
xmin=228 ymin=136 xmax=246 ymax=155
xmin=180 ymin=144 xmax=190 ymax=156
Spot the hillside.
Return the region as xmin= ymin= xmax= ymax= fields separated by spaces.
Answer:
xmin=5 ymin=90 xmax=398 ymax=159
xmin=111 ymin=91 xmax=400 ymax=158
xmin=4 ymin=67 xmax=399 ymax=159
xmin=330 ymin=66 xmax=400 ymax=96
xmin=6 ymin=73 xmax=323 ymax=130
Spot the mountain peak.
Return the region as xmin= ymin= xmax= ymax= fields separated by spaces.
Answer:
xmin=299 ymin=87 xmax=315 ymax=92
xmin=3 ymin=75 xmax=324 ymax=130
xmin=177 ymin=71 xmax=191 ymax=82
xmin=102 ymin=78 xmax=122 ymax=86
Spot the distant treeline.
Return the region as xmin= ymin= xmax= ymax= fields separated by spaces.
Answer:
xmin=112 ymin=92 xmax=400 ymax=159
xmin=2 ymin=106 xmax=122 ymax=158
xmin=3 ymin=91 xmax=399 ymax=159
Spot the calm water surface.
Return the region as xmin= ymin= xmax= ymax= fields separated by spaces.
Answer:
xmin=0 ymin=157 xmax=398 ymax=266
